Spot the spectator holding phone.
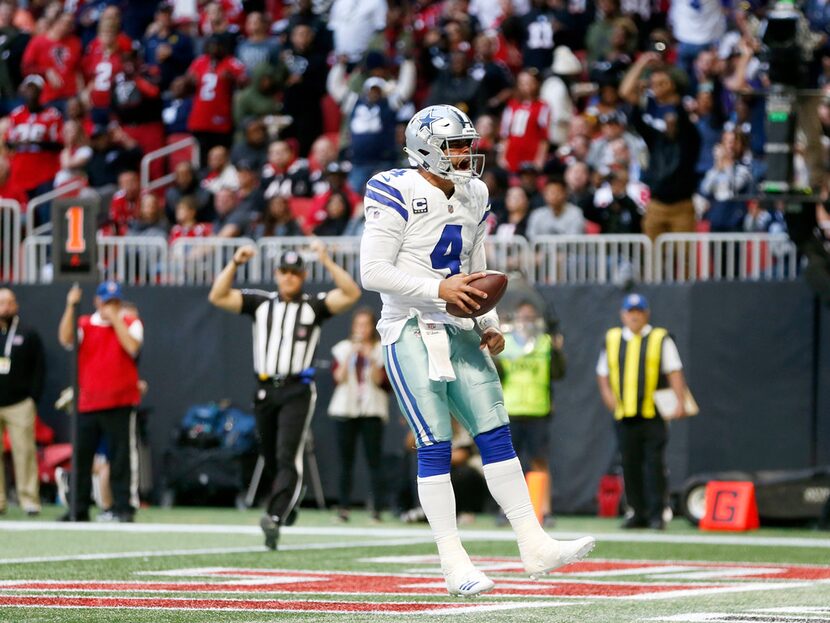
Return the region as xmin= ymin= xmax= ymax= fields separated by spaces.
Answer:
xmin=328 ymin=308 xmax=389 ymax=523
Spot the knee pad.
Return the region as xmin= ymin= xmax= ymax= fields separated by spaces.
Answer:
xmin=474 ymin=425 xmax=517 ymax=465
xmin=417 ymin=441 xmax=452 ymax=478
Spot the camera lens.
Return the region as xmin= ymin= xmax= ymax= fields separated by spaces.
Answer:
xmin=655 ymin=42 xmax=667 ymax=53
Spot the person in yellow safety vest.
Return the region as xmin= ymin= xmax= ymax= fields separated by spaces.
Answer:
xmin=496 ymin=301 xmax=565 ymax=525
xmin=596 ymin=293 xmax=689 ymax=530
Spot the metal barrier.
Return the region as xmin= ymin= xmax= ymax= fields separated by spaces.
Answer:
xmin=25 ymin=179 xmax=87 ymax=236
xmin=169 ymin=237 xmax=260 ymax=285
xmin=140 ymin=137 xmax=200 ymax=195
xmin=98 ymin=236 xmax=169 ymax=285
xmin=13 ymin=232 xmax=803 ymax=286
xmin=22 ymin=235 xmax=51 ymax=283
xmin=485 ymin=237 xmax=532 ymax=276
xmin=530 ymin=235 xmax=653 ymax=284
xmin=256 ymin=236 xmax=361 ymax=283
xmin=0 ymin=200 xmax=22 ymax=283
xmin=654 ymin=233 xmax=799 ymax=283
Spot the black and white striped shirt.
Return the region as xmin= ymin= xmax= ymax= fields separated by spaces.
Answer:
xmin=240 ymin=289 xmax=332 ymax=378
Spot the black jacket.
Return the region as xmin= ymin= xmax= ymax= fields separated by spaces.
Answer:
xmin=0 ymin=319 xmax=45 ymax=407
xmin=630 ymin=103 xmax=700 ymax=204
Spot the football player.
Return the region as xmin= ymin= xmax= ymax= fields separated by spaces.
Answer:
xmin=360 ymin=105 xmax=595 ymax=597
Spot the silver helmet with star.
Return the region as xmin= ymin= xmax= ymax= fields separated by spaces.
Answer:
xmin=403 ymin=105 xmax=484 ymax=185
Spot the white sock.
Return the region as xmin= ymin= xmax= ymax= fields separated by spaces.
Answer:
xmin=482 ymin=457 xmax=548 ymax=551
xmin=417 ymin=473 xmax=472 ymax=573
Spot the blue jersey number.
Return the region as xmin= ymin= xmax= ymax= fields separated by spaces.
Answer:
xmin=380 ymin=169 xmax=407 ymax=183
xmin=430 ymin=224 xmax=463 ymax=275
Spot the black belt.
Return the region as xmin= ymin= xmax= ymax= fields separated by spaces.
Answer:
xmin=257 ymin=374 xmax=303 ymax=388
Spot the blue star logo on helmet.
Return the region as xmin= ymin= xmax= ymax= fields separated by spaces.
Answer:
xmin=418 ymin=109 xmax=441 ymax=131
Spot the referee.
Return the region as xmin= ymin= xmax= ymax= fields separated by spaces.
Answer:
xmin=209 ymin=239 xmax=360 ymax=549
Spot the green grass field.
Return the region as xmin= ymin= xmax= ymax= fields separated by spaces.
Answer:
xmin=1 ymin=505 xmax=829 ymax=623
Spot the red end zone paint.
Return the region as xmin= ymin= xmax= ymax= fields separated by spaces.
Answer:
xmin=0 ymin=576 xmax=719 ymax=598
xmin=0 ymin=595 xmax=497 ymax=614
xmin=3 ymin=559 xmax=829 ymax=615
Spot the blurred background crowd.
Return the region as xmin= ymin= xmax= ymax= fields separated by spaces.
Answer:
xmin=3 ymin=0 xmax=830 ymax=247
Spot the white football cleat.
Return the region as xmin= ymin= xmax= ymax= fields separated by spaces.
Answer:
xmin=522 ymin=535 xmax=596 ymax=579
xmin=444 ymin=566 xmax=495 ymax=597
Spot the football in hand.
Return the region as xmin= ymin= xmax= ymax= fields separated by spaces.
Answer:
xmin=445 ymin=271 xmax=508 ymax=319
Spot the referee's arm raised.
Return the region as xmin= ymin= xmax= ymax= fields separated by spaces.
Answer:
xmin=208 ymin=245 xmax=255 ymax=313
xmin=310 ymin=239 xmax=361 ymax=315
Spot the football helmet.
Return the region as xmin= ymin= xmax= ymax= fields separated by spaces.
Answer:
xmin=404 ymin=105 xmax=484 ymax=185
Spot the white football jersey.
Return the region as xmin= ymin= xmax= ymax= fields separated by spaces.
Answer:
xmin=360 ymin=168 xmax=495 ymax=345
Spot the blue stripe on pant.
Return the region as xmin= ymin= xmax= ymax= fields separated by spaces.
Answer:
xmin=383 ymin=319 xmax=509 ymax=447
xmin=384 ymin=345 xmax=434 ymax=445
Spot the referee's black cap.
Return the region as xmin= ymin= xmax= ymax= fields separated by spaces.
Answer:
xmin=278 ymin=250 xmax=305 ymax=272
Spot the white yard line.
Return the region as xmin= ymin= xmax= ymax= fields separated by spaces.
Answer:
xmin=2 ymin=520 xmax=830 ymax=549
xmin=0 ymin=538 xmax=434 ymax=566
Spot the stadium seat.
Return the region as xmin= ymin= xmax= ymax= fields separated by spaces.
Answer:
xmin=166 ymin=134 xmax=197 ymax=172
xmin=289 ymin=197 xmax=318 ymax=234
xmin=321 ymin=95 xmax=342 ymax=135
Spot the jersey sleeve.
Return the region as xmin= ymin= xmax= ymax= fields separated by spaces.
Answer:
xmin=661 ymin=335 xmax=683 ymax=373
xmin=360 ymin=174 xmax=442 ymax=300
xmin=364 ymin=174 xmax=410 ymax=223
xmin=239 ymin=289 xmax=271 ymax=316
xmin=596 ymin=349 xmax=609 ymax=376
xmin=538 ymin=103 xmax=551 ymax=129
xmin=470 ymin=181 xmax=500 ymax=332
xmin=127 ymin=318 xmax=144 ymax=345
xmin=230 ymin=58 xmax=247 ymax=81
xmin=308 ymin=291 xmax=332 ymax=324
xmin=469 ymin=180 xmax=491 ymax=275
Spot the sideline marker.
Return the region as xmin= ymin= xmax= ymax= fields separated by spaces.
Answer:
xmin=699 ymin=481 xmax=760 ymax=531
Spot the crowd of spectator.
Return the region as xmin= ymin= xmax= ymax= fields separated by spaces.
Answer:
xmin=4 ymin=0 xmax=830 ymax=247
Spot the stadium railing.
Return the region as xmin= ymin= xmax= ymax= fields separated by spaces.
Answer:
xmin=530 ymin=234 xmax=653 ymax=284
xmin=257 ymin=236 xmax=361 ymax=283
xmin=21 ymin=235 xmax=51 ymax=283
xmin=140 ymin=137 xmax=200 ymax=196
xmin=654 ymin=233 xmax=798 ymax=283
xmin=25 ymin=179 xmax=87 ymax=237
xmin=98 ymin=235 xmax=169 ymax=285
xmin=11 ymin=233 xmax=801 ymax=286
xmin=485 ymin=237 xmax=533 ymax=276
xmin=0 ymin=199 xmax=22 ymax=283
xmin=169 ymin=236 xmax=259 ymax=285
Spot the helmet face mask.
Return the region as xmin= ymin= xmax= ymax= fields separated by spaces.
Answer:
xmin=405 ymin=105 xmax=485 ymax=185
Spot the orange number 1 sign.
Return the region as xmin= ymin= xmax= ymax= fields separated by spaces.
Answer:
xmin=65 ymin=206 xmax=86 ymax=253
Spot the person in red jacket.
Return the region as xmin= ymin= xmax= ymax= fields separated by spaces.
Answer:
xmin=186 ymin=34 xmax=246 ymax=162
xmin=4 ymin=76 xmax=63 ymax=217
xmin=81 ymin=24 xmax=125 ymax=124
xmin=21 ymin=12 xmax=82 ymax=111
xmin=498 ymin=70 xmax=550 ymax=174
xmin=58 ymin=281 xmax=143 ymax=522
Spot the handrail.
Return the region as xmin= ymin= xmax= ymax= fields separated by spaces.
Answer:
xmin=13 ymin=232 xmax=803 ymax=286
xmin=25 ymin=179 xmax=86 ymax=236
xmin=256 ymin=236 xmax=361 ymax=283
xmin=169 ymin=236 xmax=259 ymax=285
xmin=97 ymin=234 xmax=169 ymax=285
xmin=530 ymin=234 xmax=653 ymax=284
xmin=21 ymin=235 xmax=51 ymax=283
xmin=654 ymin=232 xmax=798 ymax=283
xmin=0 ymin=199 xmax=22 ymax=283
xmin=140 ymin=136 xmax=200 ymax=194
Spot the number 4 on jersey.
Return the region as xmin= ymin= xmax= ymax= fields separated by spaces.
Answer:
xmin=430 ymin=224 xmax=462 ymax=275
